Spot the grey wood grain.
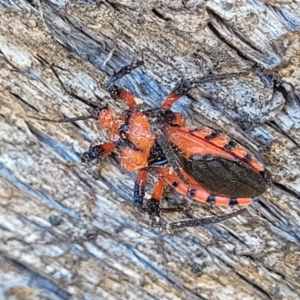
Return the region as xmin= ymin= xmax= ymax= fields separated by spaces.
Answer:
xmin=0 ymin=1 xmax=300 ymax=299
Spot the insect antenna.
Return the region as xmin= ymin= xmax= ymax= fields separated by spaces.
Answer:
xmin=35 ymin=54 xmax=101 ymax=109
xmin=32 ymin=55 xmax=105 ymax=123
xmin=48 ymin=64 xmax=100 ymax=109
xmin=29 ymin=115 xmax=95 ymax=123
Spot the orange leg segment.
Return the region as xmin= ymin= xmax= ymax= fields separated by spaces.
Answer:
xmin=107 ymin=61 xmax=144 ymax=109
xmin=145 ymin=177 xmax=165 ymax=222
xmin=160 ymin=80 xmax=192 ymax=109
xmin=133 ymin=171 xmax=164 ymax=222
xmin=111 ymin=87 xmax=138 ymax=109
xmin=151 ymin=178 xmax=164 ymax=201
xmin=161 ymin=92 xmax=182 ymax=109
xmin=81 ymin=142 xmax=115 ymax=163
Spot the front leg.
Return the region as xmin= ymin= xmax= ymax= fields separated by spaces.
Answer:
xmin=81 ymin=142 xmax=115 ymax=163
xmin=107 ymin=61 xmax=144 ymax=109
xmin=109 ymin=86 xmax=138 ymax=109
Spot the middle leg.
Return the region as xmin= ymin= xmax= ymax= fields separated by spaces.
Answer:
xmin=81 ymin=142 xmax=115 ymax=163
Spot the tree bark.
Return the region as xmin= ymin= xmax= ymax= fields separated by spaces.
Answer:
xmin=1 ymin=1 xmax=300 ymax=299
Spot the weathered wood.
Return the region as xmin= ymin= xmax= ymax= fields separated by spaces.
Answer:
xmin=0 ymin=1 xmax=300 ymax=299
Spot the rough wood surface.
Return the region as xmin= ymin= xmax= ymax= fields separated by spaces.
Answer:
xmin=1 ymin=1 xmax=300 ymax=299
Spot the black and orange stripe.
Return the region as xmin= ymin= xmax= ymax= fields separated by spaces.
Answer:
xmin=191 ymin=128 xmax=265 ymax=173
xmin=155 ymin=168 xmax=259 ymax=207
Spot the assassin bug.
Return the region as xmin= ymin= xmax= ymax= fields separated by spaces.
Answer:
xmin=35 ymin=59 xmax=270 ymax=231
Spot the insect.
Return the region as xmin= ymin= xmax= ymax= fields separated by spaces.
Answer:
xmin=35 ymin=59 xmax=270 ymax=231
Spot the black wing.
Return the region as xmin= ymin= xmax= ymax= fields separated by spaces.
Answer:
xmin=178 ymin=153 xmax=268 ymax=198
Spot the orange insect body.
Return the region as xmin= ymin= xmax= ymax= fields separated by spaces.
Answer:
xmin=47 ymin=62 xmax=270 ymax=228
xmin=98 ymin=109 xmax=156 ymax=171
xmin=119 ymin=113 xmax=156 ymax=171
xmin=91 ymin=82 xmax=269 ymax=209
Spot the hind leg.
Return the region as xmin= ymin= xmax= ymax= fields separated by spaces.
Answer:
xmin=163 ymin=209 xmax=248 ymax=232
xmin=134 ymin=172 xmax=171 ymax=226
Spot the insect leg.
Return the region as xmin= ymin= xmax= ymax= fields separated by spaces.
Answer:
xmin=133 ymin=170 xmax=148 ymax=210
xmin=147 ymin=178 xmax=164 ymax=217
xmin=160 ymin=71 xmax=251 ymax=109
xmin=146 ymin=177 xmax=165 ymax=223
xmin=110 ymin=86 xmax=138 ymax=109
xmin=164 ymin=208 xmax=248 ymax=232
xmin=107 ymin=60 xmax=144 ymax=89
xmin=160 ymin=79 xmax=193 ymax=109
xmin=81 ymin=142 xmax=115 ymax=163
xmin=133 ymin=173 xmax=166 ymax=225
xmin=107 ymin=61 xmax=144 ymax=109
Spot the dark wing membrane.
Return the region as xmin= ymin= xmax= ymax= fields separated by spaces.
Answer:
xmin=148 ymin=138 xmax=267 ymax=198
xmin=178 ymin=154 xmax=267 ymax=198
